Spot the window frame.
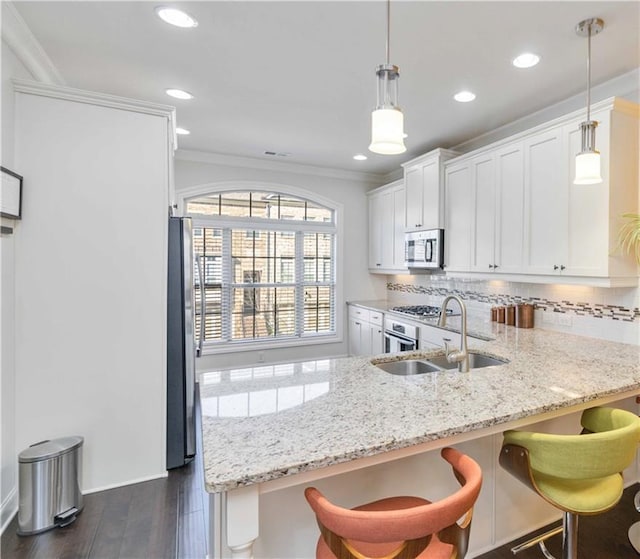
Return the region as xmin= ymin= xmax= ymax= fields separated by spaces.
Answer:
xmin=182 ymin=183 xmax=343 ymax=355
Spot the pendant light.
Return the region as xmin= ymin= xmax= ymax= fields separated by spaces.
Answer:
xmin=574 ymin=18 xmax=604 ymax=185
xmin=369 ymin=0 xmax=406 ymax=155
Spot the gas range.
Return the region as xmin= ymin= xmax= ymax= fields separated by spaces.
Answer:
xmin=391 ymin=305 xmax=456 ymax=318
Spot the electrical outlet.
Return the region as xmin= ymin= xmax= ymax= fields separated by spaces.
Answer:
xmin=557 ymin=313 xmax=573 ymax=327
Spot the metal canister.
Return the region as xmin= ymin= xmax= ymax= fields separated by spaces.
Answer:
xmin=496 ymin=307 xmax=505 ymax=323
xmin=505 ymin=305 xmax=516 ymax=326
xmin=491 ymin=307 xmax=498 ymax=321
xmin=516 ymin=304 xmax=535 ymax=328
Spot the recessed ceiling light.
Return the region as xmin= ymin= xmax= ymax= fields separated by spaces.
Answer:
xmin=454 ymin=91 xmax=476 ymax=103
xmin=513 ymin=53 xmax=540 ymax=69
xmin=155 ymin=7 xmax=198 ymax=28
xmin=353 ymin=154 xmax=368 ymax=161
xmin=166 ymin=88 xmax=193 ymax=100
xmin=176 ymin=127 xmax=190 ymax=135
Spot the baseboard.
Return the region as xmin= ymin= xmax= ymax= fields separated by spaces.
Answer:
xmin=1 ymin=488 xmax=18 ymax=536
xmin=83 ymin=471 xmax=168 ymax=495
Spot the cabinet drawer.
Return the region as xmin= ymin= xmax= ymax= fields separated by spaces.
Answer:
xmin=348 ymin=305 xmax=370 ymax=323
xmin=368 ymin=311 xmax=383 ymax=326
xmin=420 ymin=324 xmax=461 ymax=348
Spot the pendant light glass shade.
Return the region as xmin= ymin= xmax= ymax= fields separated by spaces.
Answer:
xmin=369 ymin=2 xmax=406 ymax=155
xmin=370 ymin=107 xmax=405 ymax=155
xmin=574 ymin=18 xmax=604 ymax=185
xmin=574 ymin=119 xmax=601 ymax=184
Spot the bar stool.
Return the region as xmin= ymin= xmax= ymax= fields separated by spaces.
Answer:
xmin=499 ymin=406 xmax=640 ymax=559
xmin=304 ymin=447 xmax=482 ymax=559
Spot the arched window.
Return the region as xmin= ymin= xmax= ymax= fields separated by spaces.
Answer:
xmin=185 ymin=189 xmax=337 ymax=351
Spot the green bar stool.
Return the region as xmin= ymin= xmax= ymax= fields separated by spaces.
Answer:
xmin=499 ymin=406 xmax=640 ymax=559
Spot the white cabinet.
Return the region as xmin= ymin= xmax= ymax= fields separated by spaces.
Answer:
xmin=368 ymin=180 xmax=407 ymax=274
xmin=469 ymin=143 xmax=525 ymax=274
xmin=443 ymin=161 xmax=472 ymax=272
xmin=522 ymin=127 xmax=567 ymax=275
xmin=523 ymin=102 xmax=639 ymax=282
xmin=444 ymin=97 xmax=638 ymax=286
xmin=348 ymin=306 xmax=384 ymax=356
xmin=402 ymin=149 xmax=458 ymax=231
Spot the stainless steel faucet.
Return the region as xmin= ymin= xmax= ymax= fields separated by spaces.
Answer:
xmin=437 ymin=295 xmax=469 ymax=373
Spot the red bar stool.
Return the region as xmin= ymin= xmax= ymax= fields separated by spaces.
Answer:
xmin=305 ymin=447 xmax=482 ymax=559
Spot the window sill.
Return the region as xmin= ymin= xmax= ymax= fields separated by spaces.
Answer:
xmin=199 ymin=334 xmax=343 ymax=356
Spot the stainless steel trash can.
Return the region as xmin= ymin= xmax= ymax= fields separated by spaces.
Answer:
xmin=18 ymin=436 xmax=84 ymax=535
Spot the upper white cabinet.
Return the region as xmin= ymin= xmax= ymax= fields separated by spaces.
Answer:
xmin=444 ymin=97 xmax=639 ymax=286
xmin=402 ymin=149 xmax=458 ymax=231
xmin=443 ymin=161 xmax=472 ymax=272
xmin=368 ymin=179 xmax=407 ymax=274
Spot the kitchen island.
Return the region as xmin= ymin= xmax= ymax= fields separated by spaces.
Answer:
xmin=199 ymin=326 xmax=640 ymax=558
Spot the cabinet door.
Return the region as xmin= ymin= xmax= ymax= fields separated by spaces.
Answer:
xmin=348 ymin=317 xmax=363 ymax=356
xmin=565 ymin=111 xmax=610 ymax=276
xmin=405 ymin=166 xmax=424 ymax=230
xmin=495 ymin=143 xmax=525 ymax=274
xmin=523 ymin=127 xmax=567 ymax=274
xmin=368 ymin=322 xmax=384 ymax=355
xmin=392 ymin=186 xmax=407 ymax=269
xmin=380 ymin=188 xmax=394 ymax=268
xmin=444 ymin=162 xmax=472 ymax=271
xmin=470 ymin=154 xmax=496 ymax=272
xmin=368 ymin=192 xmax=383 ymax=270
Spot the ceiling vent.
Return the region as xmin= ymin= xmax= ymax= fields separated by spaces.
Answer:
xmin=264 ymin=151 xmax=291 ymax=157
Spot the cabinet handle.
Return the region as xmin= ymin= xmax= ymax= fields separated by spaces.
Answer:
xmin=488 ymin=264 xmax=493 ymax=269
xmin=355 ymin=322 xmax=361 ymax=326
xmin=553 ymin=265 xmax=559 ymax=271
xmin=560 ymin=265 xmax=566 ymax=271
xmin=376 ymin=263 xmax=381 ymax=267
xmin=494 ymin=264 xmax=499 ymax=269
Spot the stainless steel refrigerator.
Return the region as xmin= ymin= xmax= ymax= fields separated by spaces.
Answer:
xmin=166 ymin=216 xmax=196 ymax=469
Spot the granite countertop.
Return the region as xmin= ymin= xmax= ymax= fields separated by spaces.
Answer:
xmin=198 ymin=327 xmax=640 ymax=493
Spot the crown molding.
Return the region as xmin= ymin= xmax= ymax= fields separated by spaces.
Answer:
xmin=175 ymin=149 xmax=385 ymax=185
xmin=453 ymin=68 xmax=640 ymax=154
xmin=1 ymin=2 xmax=65 ymax=85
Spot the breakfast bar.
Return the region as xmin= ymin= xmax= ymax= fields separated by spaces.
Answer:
xmin=198 ymin=326 xmax=640 ymax=558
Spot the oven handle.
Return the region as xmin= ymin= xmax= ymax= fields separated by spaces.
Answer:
xmin=384 ymin=329 xmax=418 ymax=345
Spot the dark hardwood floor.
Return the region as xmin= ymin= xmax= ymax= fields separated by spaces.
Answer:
xmin=1 ymin=455 xmax=207 ymax=559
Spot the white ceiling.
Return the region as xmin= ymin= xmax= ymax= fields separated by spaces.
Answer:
xmin=12 ymin=1 xmax=640 ymax=176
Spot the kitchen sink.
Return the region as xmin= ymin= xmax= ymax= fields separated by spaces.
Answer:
xmin=376 ymin=360 xmax=442 ymax=376
xmin=425 ymin=352 xmax=508 ymax=370
xmin=375 ymin=352 xmax=508 ymax=375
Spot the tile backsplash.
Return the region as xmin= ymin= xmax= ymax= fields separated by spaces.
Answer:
xmin=387 ymin=275 xmax=640 ymax=345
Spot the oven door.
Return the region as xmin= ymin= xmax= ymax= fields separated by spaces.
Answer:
xmin=384 ymin=331 xmax=418 ymax=353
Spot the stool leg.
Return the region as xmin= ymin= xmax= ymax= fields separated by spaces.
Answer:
xmin=562 ymin=512 xmax=578 ymax=559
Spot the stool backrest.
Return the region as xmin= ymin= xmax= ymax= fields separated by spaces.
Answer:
xmin=305 ymin=447 xmax=482 ymax=559
xmin=503 ymin=407 xmax=640 ymax=480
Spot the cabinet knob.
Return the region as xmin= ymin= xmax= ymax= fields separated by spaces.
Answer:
xmin=560 ymin=265 xmax=566 ymax=271
xmin=553 ymin=265 xmax=559 ymax=270
xmin=488 ymin=264 xmax=493 ymax=269
xmin=494 ymin=264 xmax=499 ymax=269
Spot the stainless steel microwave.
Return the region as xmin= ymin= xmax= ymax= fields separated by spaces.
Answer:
xmin=404 ymin=229 xmax=444 ymax=269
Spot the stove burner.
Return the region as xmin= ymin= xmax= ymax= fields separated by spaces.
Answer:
xmin=391 ymin=305 xmax=454 ymax=318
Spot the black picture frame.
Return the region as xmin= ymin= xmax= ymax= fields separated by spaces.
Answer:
xmin=1 ymin=166 xmax=23 ymax=219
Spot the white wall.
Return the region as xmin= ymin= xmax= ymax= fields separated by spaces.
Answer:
xmin=13 ymin=87 xmax=170 ymax=493
xmin=0 ymin=37 xmax=35 ymax=533
xmin=175 ymin=151 xmax=387 ymax=370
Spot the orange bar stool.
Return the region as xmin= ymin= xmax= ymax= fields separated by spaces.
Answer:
xmin=499 ymin=406 xmax=640 ymax=559
xmin=305 ymin=447 xmax=482 ymax=559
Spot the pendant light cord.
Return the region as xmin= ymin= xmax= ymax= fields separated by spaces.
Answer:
xmin=386 ymin=0 xmax=390 ymax=65
xmin=586 ymin=22 xmax=592 ymax=122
